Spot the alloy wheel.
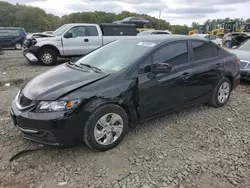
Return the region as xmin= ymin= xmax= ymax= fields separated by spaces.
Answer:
xmin=218 ymin=82 xmax=230 ymax=104
xmin=94 ymin=113 xmax=124 ymax=146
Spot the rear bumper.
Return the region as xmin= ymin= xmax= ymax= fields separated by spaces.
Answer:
xmin=233 ymin=73 xmax=241 ymax=89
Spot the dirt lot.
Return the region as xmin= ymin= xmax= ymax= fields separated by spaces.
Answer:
xmin=1 ymin=50 xmax=250 ymax=188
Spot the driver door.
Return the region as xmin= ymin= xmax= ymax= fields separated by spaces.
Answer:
xmin=62 ymin=26 xmax=102 ymax=56
xmin=138 ymin=41 xmax=193 ymax=120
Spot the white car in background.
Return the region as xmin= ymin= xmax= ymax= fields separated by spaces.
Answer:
xmin=137 ymin=30 xmax=172 ymax=36
xmin=192 ymin=34 xmax=223 ymax=47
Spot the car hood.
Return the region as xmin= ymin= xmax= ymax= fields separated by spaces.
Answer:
xmin=21 ymin=64 xmax=109 ymax=101
xmin=228 ymin=49 xmax=250 ymax=62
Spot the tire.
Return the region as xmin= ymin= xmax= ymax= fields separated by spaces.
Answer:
xmin=209 ymin=77 xmax=231 ymax=107
xmin=38 ymin=48 xmax=57 ymax=66
xmin=15 ymin=43 xmax=22 ymax=50
xmin=83 ymin=104 xmax=129 ymax=151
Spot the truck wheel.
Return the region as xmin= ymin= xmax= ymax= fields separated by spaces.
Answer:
xmin=83 ymin=104 xmax=128 ymax=151
xmin=38 ymin=48 xmax=57 ymax=66
xmin=15 ymin=43 xmax=22 ymax=50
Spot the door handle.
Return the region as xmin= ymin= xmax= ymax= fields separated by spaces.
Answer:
xmin=181 ymin=72 xmax=191 ymax=80
xmin=215 ymin=63 xmax=223 ymax=68
xmin=84 ymin=39 xmax=89 ymax=42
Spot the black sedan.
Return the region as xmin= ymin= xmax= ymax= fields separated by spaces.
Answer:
xmin=114 ymin=17 xmax=150 ymax=28
xmin=10 ymin=35 xmax=240 ymax=151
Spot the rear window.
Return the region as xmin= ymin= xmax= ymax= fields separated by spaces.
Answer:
xmin=101 ymin=25 xmax=137 ymax=36
xmin=0 ymin=29 xmax=19 ymax=37
xmin=86 ymin=26 xmax=98 ymax=36
xmin=192 ymin=41 xmax=219 ymax=61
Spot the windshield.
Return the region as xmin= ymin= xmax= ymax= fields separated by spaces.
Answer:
xmin=74 ymin=39 xmax=155 ymax=72
xmin=52 ymin=25 xmax=71 ymax=36
xmin=238 ymin=39 xmax=250 ymax=51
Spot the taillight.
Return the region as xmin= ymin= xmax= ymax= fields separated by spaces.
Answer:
xmin=236 ymin=58 xmax=240 ymax=64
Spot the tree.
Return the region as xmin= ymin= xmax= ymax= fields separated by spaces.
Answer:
xmin=191 ymin=22 xmax=198 ymax=29
xmin=1 ymin=1 xmax=250 ymax=35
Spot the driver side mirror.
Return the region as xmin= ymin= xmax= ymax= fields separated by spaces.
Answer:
xmin=152 ymin=62 xmax=172 ymax=73
xmin=64 ymin=32 xmax=73 ymax=38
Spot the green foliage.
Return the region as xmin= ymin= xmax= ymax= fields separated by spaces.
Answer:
xmin=1 ymin=1 xmax=250 ymax=35
xmin=0 ymin=1 xmax=175 ymax=33
xmin=0 ymin=1 xmax=60 ymax=32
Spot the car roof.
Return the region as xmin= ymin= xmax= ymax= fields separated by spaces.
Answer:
xmin=122 ymin=35 xmax=208 ymax=45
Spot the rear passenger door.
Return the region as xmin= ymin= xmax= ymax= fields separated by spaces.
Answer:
xmin=85 ymin=26 xmax=102 ymax=53
xmin=186 ymin=40 xmax=223 ymax=104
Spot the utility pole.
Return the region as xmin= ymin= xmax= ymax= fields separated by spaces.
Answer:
xmin=158 ymin=10 xmax=161 ymax=29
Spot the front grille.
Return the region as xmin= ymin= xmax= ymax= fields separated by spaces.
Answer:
xmin=19 ymin=94 xmax=32 ymax=107
xmin=24 ymin=131 xmax=57 ymax=144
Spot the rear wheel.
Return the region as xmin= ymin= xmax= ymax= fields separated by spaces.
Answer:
xmin=83 ymin=104 xmax=128 ymax=151
xmin=38 ymin=48 xmax=57 ymax=66
xmin=209 ymin=77 xmax=231 ymax=107
xmin=15 ymin=43 xmax=22 ymax=50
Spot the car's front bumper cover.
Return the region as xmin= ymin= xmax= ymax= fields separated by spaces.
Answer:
xmin=10 ymin=100 xmax=87 ymax=146
xmin=22 ymin=46 xmax=40 ymax=64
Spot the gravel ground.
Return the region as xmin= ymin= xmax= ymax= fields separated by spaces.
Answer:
xmin=0 ymin=50 xmax=50 ymax=87
xmin=1 ymin=50 xmax=250 ymax=188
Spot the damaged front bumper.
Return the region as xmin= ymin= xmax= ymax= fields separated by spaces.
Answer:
xmin=22 ymin=45 xmax=40 ymax=64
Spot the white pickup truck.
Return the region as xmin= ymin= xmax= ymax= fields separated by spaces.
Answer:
xmin=23 ymin=23 xmax=137 ymax=65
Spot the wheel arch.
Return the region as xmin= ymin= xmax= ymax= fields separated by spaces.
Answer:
xmin=38 ymin=45 xmax=61 ymax=57
xmin=224 ymin=74 xmax=234 ymax=91
xmin=83 ymin=98 xmax=139 ymax=127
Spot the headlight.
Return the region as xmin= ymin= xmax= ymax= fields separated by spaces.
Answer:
xmin=36 ymin=100 xmax=81 ymax=113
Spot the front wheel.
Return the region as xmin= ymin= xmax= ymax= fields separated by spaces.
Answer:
xmin=38 ymin=48 xmax=57 ymax=66
xmin=209 ymin=77 xmax=231 ymax=107
xmin=83 ymin=104 xmax=128 ymax=151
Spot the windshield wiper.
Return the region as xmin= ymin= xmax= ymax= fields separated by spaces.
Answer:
xmin=79 ymin=63 xmax=103 ymax=73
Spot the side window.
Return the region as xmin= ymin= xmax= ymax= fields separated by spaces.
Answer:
xmin=86 ymin=26 xmax=98 ymax=36
xmin=0 ymin=29 xmax=19 ymax=37
xmin=68 ymin=26 xmax=87 ymax=38
xmin=152 ymin=42 xmax=188 ymax=67
xmin=192 ymin=41 xmax=219 ymax=61
xmin=204 ymin=35 xmax=210 ymax=39
xmin=155 ymin=32 xmax=169 ymax=34
xmin=139 ymin=57 xmax=152 ymax=74
xmin=210 ymin=35 xmax=217 ymax=40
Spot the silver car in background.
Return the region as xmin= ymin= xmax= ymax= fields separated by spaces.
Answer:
xmin=228 ymin=39 xmax=250 ymax=80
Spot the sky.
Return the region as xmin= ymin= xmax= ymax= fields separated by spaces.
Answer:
xmin=4 ymin=0 xmax=250 ymax=26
